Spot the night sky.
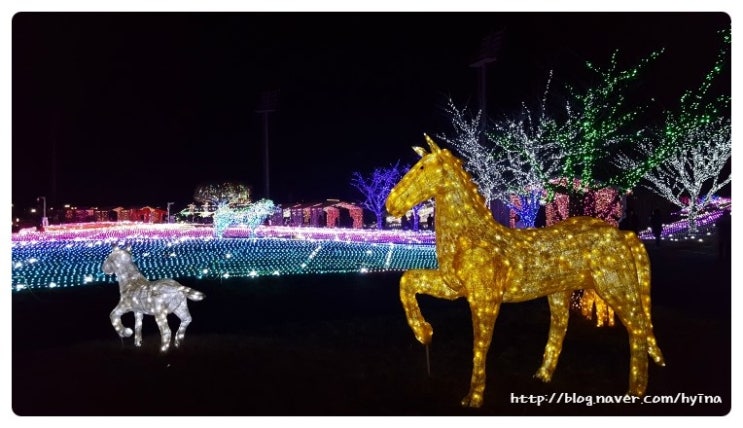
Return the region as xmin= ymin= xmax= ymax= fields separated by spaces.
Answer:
xmin=11 ymin=11 xmax=731 ymax=211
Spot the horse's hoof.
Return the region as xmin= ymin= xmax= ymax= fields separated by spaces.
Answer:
xmin=414 ymin=322 xmax=433 ymax=345
xmin=461 ymin=392 xmax=483 ymax=408
xmin=534 ymin=368 xmax=552 ymax=383
xmin=123 ymin=328 xmax=133 ymax=337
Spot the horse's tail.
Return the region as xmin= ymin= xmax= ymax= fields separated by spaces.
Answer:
xmin=156 ymin=279 xmax=206 ymax=301
xmin=624 ymin=231 xmax=665 ymax=366
xmin=185 ymin=288 xmax=205 ymax=301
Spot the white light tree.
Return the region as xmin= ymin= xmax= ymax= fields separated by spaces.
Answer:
xmin=613 ymin=29 xmax=730 ymax=234
xmin=351 ymin=161 xmax=405 ymax=229
xmin=440 ymin=73 xmax=565 ymax=227
xmin=615 ymin=117 xmax=730 ymax=234
xmin=486 ymin=72 xmax=567 ymax=226
xmin=438 ymin=100 xmax=502 ymax=205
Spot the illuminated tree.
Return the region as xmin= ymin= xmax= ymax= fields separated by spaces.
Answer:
xmin=438 ymin=101 xmax=502 ymax=204
xmin=616 ymin=117 xmax=730 ymax=234
xmin=548 ymin=49 xmax=662 ymax=217
xmin=612 ymin=29 xmax=730 ymax=235
xmin=351 ymin=161 xmax=405 ymax=229
xmin=612 ymin=28 xmax=730 ymax=190
xmin=441 ymin=73 xmax=565 ymax=228
xmin=485 ymin=72 xmax=567 ymax=227
xmin=193 ymin=182 xmax=252 ymax=207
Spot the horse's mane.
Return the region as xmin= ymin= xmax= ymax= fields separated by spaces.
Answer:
xmin=439 ymin=149 xmax=493 ymax=220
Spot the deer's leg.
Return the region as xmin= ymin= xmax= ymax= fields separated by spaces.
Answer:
xmin=154 ymin=312 xmax=172 ymax=353
xmin=461 ymin=248 xmax=503 ymax=408
xmin=399 ymin=269 xmax=462 ymax=345
xmin=134 ymin=312 xmax=144 ymax=347
xmin=173 ymin=301 xmax=192 ymax=348
xmin=110 ymin=304 xmax=133 ymax=338
xmin=535 ymin=291 xmax=571 ymax=382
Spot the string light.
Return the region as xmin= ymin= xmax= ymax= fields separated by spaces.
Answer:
xmin=386 ymin=135 xmax=664 ymax=408
xmin=103 ymin=247 xmax=205 ymax=352
xmin=351 ymin=161 xmax=406 ymax=229
xmin=213 ymin=198 xmax=276 ymax=238
xmin=11 ymin=223 xmax=437 ymax=291
xmin=613 ymin=29 xmax=730 ymax=190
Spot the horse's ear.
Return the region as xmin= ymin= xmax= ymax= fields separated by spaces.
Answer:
xmin=412 ymin=146 xmax=427 ymax=158
xmin=423 ymin=133 xmax=441 ymax=153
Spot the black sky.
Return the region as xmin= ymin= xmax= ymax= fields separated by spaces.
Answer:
xmin=11 ymin=12 xmax=731 ymax=211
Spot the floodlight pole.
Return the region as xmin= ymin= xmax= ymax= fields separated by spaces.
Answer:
xmin=470 ymin=31 xmax=503 ymax=223
xmin=37 ymin=196 xmax=48 ymax=228
xmin=469 ymin=31 xmax=502 ymax=133
xmin=257 ymin=90 xmax=279 ymax=200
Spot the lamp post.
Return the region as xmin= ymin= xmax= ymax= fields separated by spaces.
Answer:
xmin=256 ymin=90 xmax=279 ymax=199
xmin=37 ymin=196 xmax=48 ymax=228
xmin=469 ymin=30 xmax=502 ymax=133
xmin=167 ymin=202 xmax=174 ymax=223
xmin=470 ymin=31 xmax=504 ymax=225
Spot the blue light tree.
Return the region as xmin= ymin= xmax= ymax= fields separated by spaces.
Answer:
xmin=351 ymin=161 xmax=405 ymax=229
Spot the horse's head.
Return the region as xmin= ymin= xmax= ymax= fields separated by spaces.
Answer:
xmin=386 ymin=134 xmax=451 ymax=217
xmin=102 ymin=246 xmax=133 ymax=275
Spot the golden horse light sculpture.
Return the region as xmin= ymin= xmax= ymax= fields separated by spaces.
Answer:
xmin=385 ymin=135 xmax=665 ymax=408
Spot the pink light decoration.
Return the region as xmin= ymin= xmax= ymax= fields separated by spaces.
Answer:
xmin=324 ymin=206 xmax=339 ymax=228
xmin=13 ymin=222 xmax=436 ymax=246
xmin=544 ymin=182 xmax=622 ymax=227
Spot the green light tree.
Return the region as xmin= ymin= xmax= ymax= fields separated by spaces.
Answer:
xmin=612 ymin=28 xmax=730 ymax=190
xmin=548 ymin=49 xmax=663 ymax=217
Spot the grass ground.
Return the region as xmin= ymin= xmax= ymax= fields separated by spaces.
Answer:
xmin=11 ymin=240 xmax=731 ymax=416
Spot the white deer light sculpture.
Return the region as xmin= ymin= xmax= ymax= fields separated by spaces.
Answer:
xmin=103 ymin=247 xmax=205 ymax=352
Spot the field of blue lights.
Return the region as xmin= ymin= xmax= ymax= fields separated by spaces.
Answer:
xmin=11 ymin=207 xmax=725 ymax=292
xmin=11 ymin=223 xmax=437 ymax=291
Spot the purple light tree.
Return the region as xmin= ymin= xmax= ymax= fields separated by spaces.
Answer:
xmin=351 ymin=161 xmax=405 ymax=230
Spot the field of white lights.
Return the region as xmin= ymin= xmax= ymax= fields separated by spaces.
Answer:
xmin=11 ymin=222 xmax=437 ymax=291
xmin=11 ymin=205 xmax=726 ymax=293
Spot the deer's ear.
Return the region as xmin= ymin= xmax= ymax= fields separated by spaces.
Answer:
xmin=412 ymin=146 xmax=427 ymax=158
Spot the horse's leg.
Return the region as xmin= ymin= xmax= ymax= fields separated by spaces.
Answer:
xmin=173 ymin=300 xmax=192 ymax=348
xmin=134 ymin=312 xmax=144 ymax=347
xmin=110 ymin=304 xmax=133 ymax=338
xmin=461 ymin=249 xmax=503 ymax=408
xmin=154 ymin=312 xmax=172 ymax=352
xmin=594 ymin=276 xmax=649 ymax=396
xmin=535 ymin=290 xmax=571 ymax=382
xmin=399 ymin=269 xmax=462 ymax=345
